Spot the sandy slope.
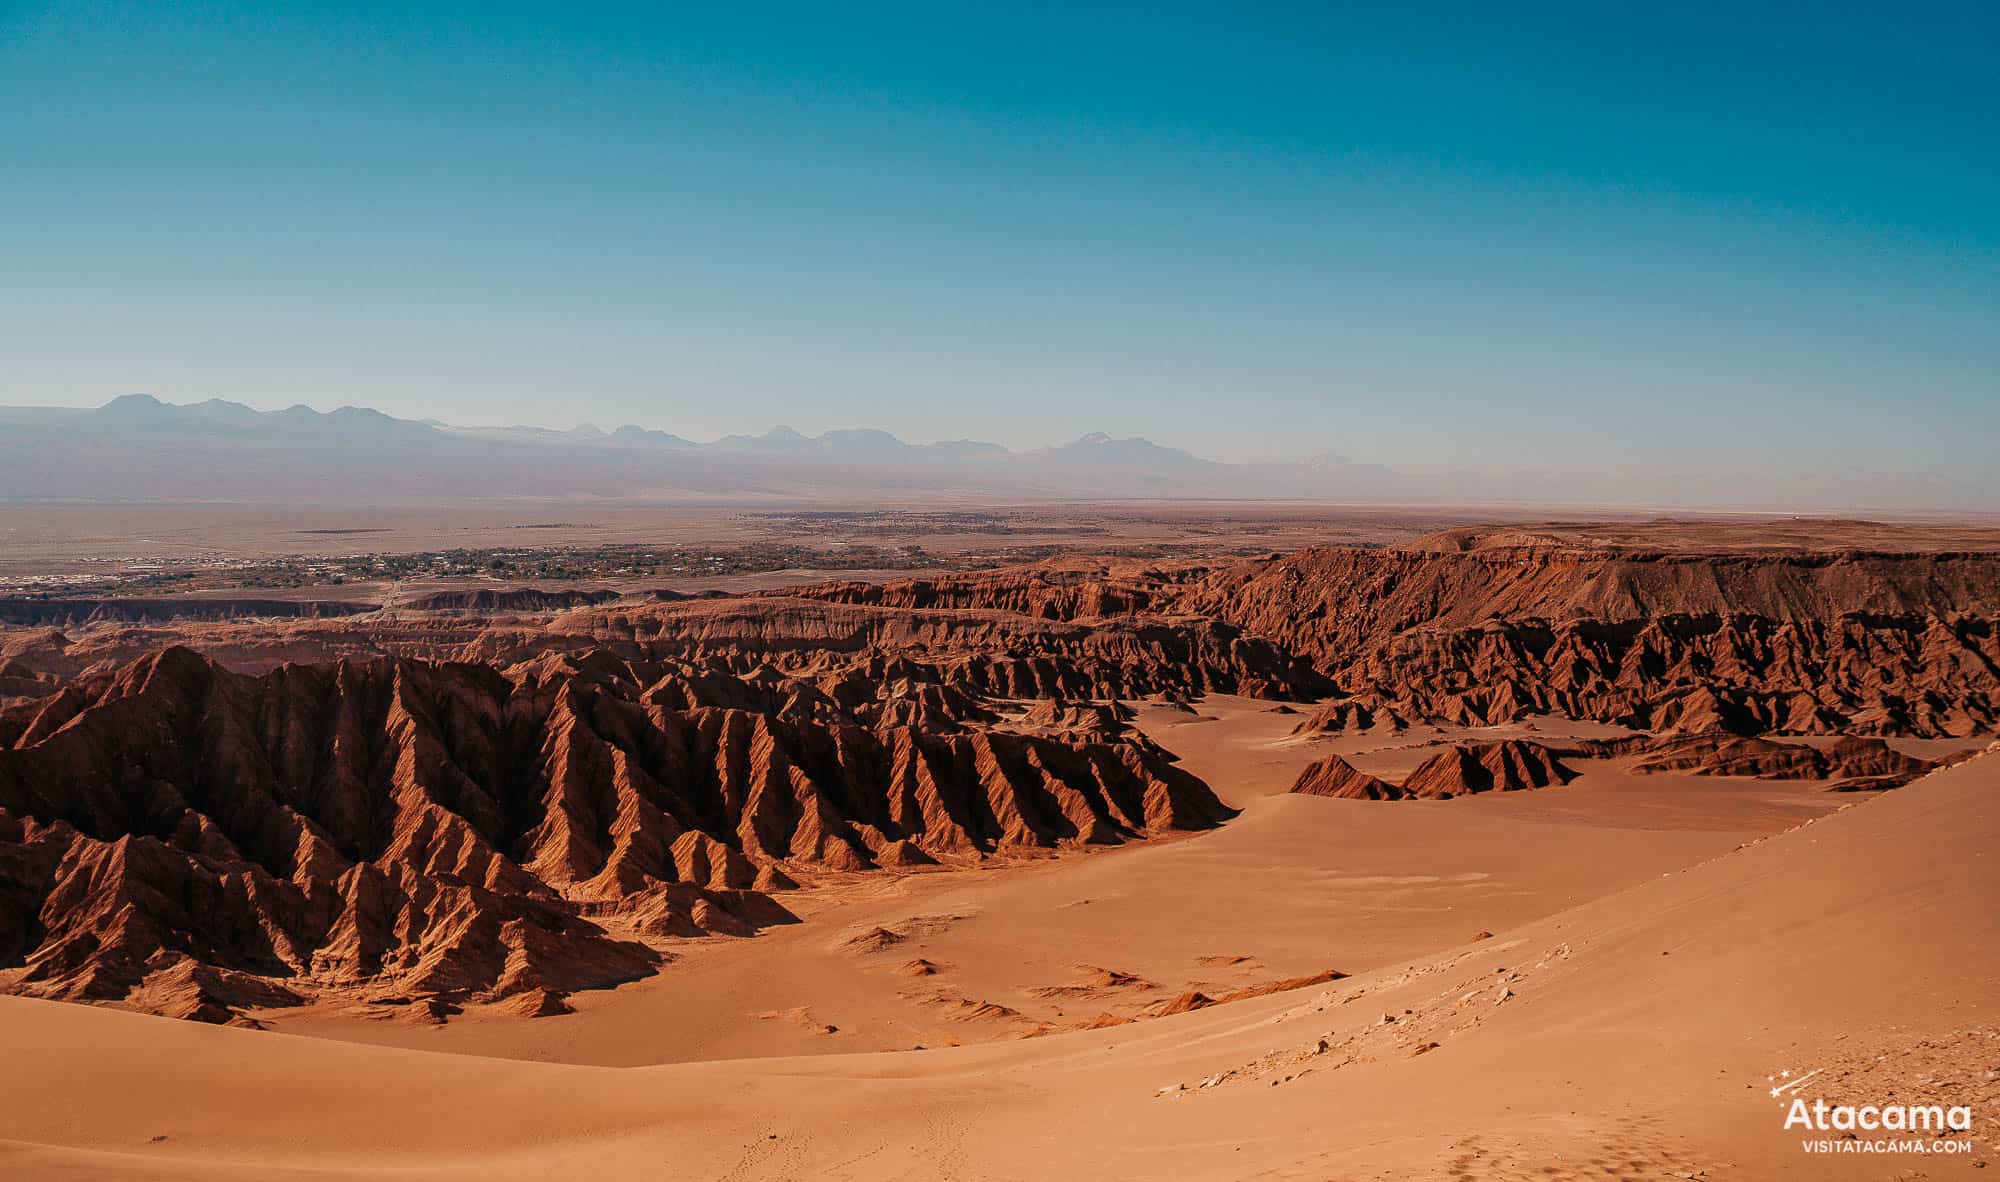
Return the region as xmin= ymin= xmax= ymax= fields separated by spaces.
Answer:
xmin=261 ymin=782 xmax=1781 ymax=1065
xmin=4 ymin=734 xmax=1992 ymax=1178
xmin=251 ymin=699 xmax=1839 ymax=1065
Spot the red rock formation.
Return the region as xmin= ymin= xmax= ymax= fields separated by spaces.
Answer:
xmin=1173 ymin=545 xmax=2000 ymax=738
xmin=1398 ymin=741 xmax=1578 ymax=799
xmin=0 ymin=597 xmax=378 ymax=627
xmin=1289 ymin=755 xmax=1403 ymax=800
xmin=1626 ymin=734 xmax=1935 ymax=788
xmin=0 ymin=586 xmax=1335 ymax=705
xmin=1290 ymin=697 xmax=1407 ymax=735
xmin=1289 ymin=741 xmax=1575 ymax=802
xmin=762 ymin=565 xmax=1182 ymax=621
xmin=396 ymin=588 xmax=621 ymax=612
xmin=1017 ymin=699 xmax=1137 ymax=738
xmin=0 ymin=661 xmax=61 ymax=727
xmin=15 ymin=543 xmax=2000 ymax=738
xmin=0 ymin=646 xmax=1228 ymax=1024
xmin=513 ymin=596 xmax=1333 ymax=703
xmin=1143 ymin=990 xmax=1217 ymax=1017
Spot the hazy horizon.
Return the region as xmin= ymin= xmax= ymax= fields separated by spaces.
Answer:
xmin=5 ymin=391 xmax=1997 ymax=512
xmin=4 ymin=3 xmax=1996 ymax=482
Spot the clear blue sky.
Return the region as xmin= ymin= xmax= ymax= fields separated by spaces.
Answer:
xmin=3 ymin=1 xmax=1995 ymax=478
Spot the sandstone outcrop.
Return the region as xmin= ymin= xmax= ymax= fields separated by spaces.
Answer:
xmin=0 ymin=585 xmax=1335 ymax=705
xmin=1624 ymin=733 xmax=1936 ymax=788
xmin=0 ymin=660 xmax=60 ymax=712
xmin=1289 ymin=755 xmax=1402 ymax=800
xmin=0 ymin=597 xmax=378 ymax=627
xmin=1399 ymin=740 xmax=1578 ymax=798
xmin=762 ymin=565 xmax=1183 ymax=621
xmin=1289 ymin=697 xmax=1408 ymax=735
xmin=1290 ymin=741 xmax=1576 ymax=802
xmin=21 ymin=542 xmax=1995 ymax=739
xmin=396 ymin=588 xmax=621 ymax=612
xmin=1173 ymin=545 xmax=2000 ymax=738
xmin=0 ymin=646 xmax=1227 ymax=1024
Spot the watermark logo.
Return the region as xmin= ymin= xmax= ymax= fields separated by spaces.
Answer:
xmin=1768 ymin=1067 xmax=1974 ymax=1157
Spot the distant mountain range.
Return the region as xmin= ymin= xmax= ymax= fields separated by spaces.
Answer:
xmin=0 ymin=395 xmax=1344 ymax=504
xmin=0 ymin=395 xmax=1989 ymax=511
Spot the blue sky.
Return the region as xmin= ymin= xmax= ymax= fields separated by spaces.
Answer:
xmin=3 ymin=1 xmax=1995 ymax=478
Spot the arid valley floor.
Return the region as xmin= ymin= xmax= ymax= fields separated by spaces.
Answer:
xmin=1 ymin=506 xmax=1995 ymax=1179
